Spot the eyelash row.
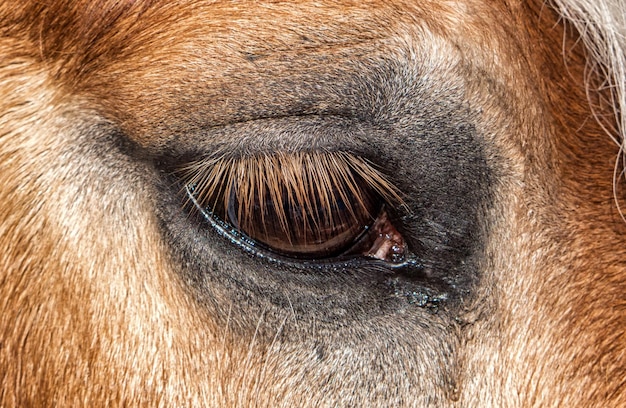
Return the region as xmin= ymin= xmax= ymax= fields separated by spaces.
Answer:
xmin=178 ymin=150 xmax=407 ymax=259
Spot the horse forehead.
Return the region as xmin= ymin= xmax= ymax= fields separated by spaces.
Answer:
xmin=37 ymin=1 xmax=538 ymax=147
xmin=30 ymin=1 xmax=522 ymax=71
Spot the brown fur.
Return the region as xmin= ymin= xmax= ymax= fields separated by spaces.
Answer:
xmin=0 ymin=1 xmax=624 ymax=406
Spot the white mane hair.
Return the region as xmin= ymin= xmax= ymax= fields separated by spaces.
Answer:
xmin=552 ymin=0 xmax=626 ymax=167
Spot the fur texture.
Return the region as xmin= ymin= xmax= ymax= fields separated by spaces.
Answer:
xmin=0 ymin=1 xmax=624 ymax=406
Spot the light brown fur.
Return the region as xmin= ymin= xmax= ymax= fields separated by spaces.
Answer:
xmin=0 ymin=1 xmax=624 ymax=406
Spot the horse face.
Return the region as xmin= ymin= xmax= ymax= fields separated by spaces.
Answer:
xmin=1 ymin=1 xmax=624 ymax=406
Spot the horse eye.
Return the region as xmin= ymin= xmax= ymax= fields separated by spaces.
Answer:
xmin=182 ymin=151 xmax=407 ymax=262
xmin=225 ymin=175 xmax=381 ymax=258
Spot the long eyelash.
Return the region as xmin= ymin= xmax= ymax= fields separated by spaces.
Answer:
xmin=179 ymin=151 xmax=406 ymax=237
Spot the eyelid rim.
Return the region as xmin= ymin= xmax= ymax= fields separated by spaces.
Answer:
xmin=184 ymin=183 xmax=422 ymax=272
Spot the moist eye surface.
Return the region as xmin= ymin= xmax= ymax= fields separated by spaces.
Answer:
xmin=181 ymin=151 xmax=407 ymax=261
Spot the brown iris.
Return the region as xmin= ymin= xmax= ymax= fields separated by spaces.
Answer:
xmin=182 ymin=151 xmax=403 ymax=259
xmin=226 ymin=177 xmax=378 ymax=257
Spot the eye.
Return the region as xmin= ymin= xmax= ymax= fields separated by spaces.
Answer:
xmin=180 ymin=151 xmax=408 ymax=263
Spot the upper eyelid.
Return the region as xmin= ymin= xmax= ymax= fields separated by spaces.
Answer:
xmin=157 ymin=114 xmax=387 ymax=162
